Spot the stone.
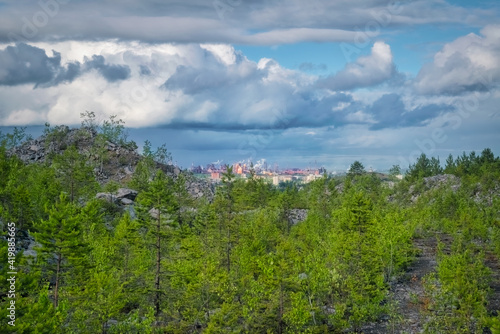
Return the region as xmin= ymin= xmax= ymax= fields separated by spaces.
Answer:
xmin=288 ymin=209 xmax=308 ymax=225
xmin=120 ymin=198 xmax=134 ymax=205
xmin=29 ymin=145 xmax=41 ymax=152
xmin=116 ymin=188 xmax=138 ymax=201
xmin=149 ymin=208 xmax=160 ymax=219
xmin=96 ymin=193 xmax=116 ymax=203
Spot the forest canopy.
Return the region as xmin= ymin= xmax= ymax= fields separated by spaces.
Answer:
xmin=1 ymin=121 xmax=500 ymax=333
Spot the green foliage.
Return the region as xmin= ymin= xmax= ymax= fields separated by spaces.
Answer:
xmin=2 ymin=123 xmax=499 ymax=334
xmin=0 ymin=126 xmax=32 ymax=149
xmin=52 ymin=145 xmax=98 ymax=202
xmin=348 ymin=160 xmax=365 ymax=177
xmin=33 ymin=192 xmax=89 ymax=308
xmin=406 ymin=153 xmax=443 ymax=182
xmin=424 ymin=246 xmax=491 ymax=333
xmin=389 ymin=164 xmax=401 ymax=177
xmin=101 ymin=115 xmax=137 ymax=150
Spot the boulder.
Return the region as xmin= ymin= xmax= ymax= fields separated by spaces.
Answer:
xmin=116 ymin=188 xmax=138 ymax=201
xmin=120 ymin=198 xmax=134 ymax=205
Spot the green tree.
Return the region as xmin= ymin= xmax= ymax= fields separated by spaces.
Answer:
xmin=406 ymin=153 xmax=443 ymax=181
xmin=136 ymin=170 xmax=179 ymax=321
xmin=389 ymin=164 xmax=401 ymax=178
xmin=52 ymin=145 xmax=98 ymax=202
xmin=100 ymin=115 xmax=137 ymax=150
xmin=348 ymin=161 xmax=365 ymax=177
xmin=33 ymin=193 xmax=89 ymax=308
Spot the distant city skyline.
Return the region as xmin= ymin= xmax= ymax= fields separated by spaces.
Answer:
xmin=1 ymin=1 xmax=499 ymax=170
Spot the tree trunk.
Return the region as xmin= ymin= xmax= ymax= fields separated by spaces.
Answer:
xmin=278 ymin=281 xmax=284 ymax=334
xmin=226 ymin=226 xmax=231 ymax=274
xmin=54 ymin=252 xmax=62 ymax=308
xmin=155 ymin=212 xmax=161 ymax=319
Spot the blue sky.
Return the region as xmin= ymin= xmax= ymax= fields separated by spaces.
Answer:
xmin=0 ymin=0 xmax=499 ymax=171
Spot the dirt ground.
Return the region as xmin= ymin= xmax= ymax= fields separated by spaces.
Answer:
xmin=360 ymin=234 xmax=500 ymax=334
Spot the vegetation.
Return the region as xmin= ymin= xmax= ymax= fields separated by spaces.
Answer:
xmin=1 ymin=121 xmax=500 ymax=333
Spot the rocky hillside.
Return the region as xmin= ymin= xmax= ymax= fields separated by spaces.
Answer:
xmin=9 ymin=125 xmax=214 ymax=201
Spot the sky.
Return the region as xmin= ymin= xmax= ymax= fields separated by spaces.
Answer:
xmin=0 ymin=0 xmax=499 ymax=171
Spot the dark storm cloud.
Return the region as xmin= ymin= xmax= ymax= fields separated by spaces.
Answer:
xmin=368 ymin=93 xmax=452 ymax=130
xmin=83 ymin=55 xmax=131 ymax=82
xmin=0 ymin=43 xmax=131 ymax=87
xmin=0 ymin=43 xmax=76 ymax=86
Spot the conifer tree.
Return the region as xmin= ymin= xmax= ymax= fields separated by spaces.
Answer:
xmin=33 ymin=192 xmax=89 ymax=308
xmin=136 ymin=170 xmax=179 ymax=321
xmin=53 ymin=145 xmax=97 ymax=202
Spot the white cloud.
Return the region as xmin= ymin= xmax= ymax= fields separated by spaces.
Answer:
xmin=415 ymin=24 xmax=500 ymax=95
xmin=317 ymin=41 xmax=395 ymax=90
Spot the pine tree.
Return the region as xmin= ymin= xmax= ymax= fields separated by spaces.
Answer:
xmin=33 ymin=192 xmax=89 ymax=308
xmin=136 ymin=170 xmax=179 ymax=321
xmin=53 ymin=145 xmax=97 ymax=203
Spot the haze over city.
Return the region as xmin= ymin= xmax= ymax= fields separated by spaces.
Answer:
xmin=0 ymin=0 xmax=499 ymax=170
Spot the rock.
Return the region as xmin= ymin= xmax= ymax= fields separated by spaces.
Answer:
xmin=125 ymin=205 xmax=137 ymax=220
xmin=124 ymin=166 xmax=134 ymax=175
xmin=120 ymin=198 xmax=134 ymax=205
xmin=96 ymin=193 xmax=116 ymax=203
xmin=288 ymin=209 xmax=308 ymax=225
xmin=23 ymin=239 xmax=41 ymax=258
xmin=29 ymin=145 xmax=41 ymax=152
xmin=149 ymin=208 xmax=160 ymax=220
xmin=116 ymin=188 xmax=138 ymax=201
xmin=104 ymin=319 xmax=119 ymax=329
xmin=422 ymin=174 xmax=460 ymax=187
xmin=408 ymin=174 xmax=461 ymax=203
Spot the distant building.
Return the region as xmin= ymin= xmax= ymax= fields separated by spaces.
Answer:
xmin=304 ymin=174 xmax=323 ymax=183
xmin=211 ymin=172 xmax=220 ymax=181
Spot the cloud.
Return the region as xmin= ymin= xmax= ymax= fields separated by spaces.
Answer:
xmin=368 ymin=93 xmax=453 ymax=130
xmin=414 ymin=24 xmax=500 ymax=95
xmin=0 ymin=0 xmax=496 ymax=45
xmin=0 ymin=41 xmax=372 ymax=130
xmin=83 ymin=55 xmax=131 ymax=82
xmin=0 ymin=43 xmax=132 ymax=87
xmin=0 ymin=43 xmax=78 ymax=87
xmin=316 ymin=41 xmax=396 ymax=90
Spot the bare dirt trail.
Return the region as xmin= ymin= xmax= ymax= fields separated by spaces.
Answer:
xmin=361 ymin=234 xmax=500 ymax=334
xmin=362 ymin=235 xmax=449 ymax=334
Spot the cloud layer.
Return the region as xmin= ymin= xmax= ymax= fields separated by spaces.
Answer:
xmin=0 ymin=37 xmax=480 ymax=133
xmin=0 ymin=0 xmax=497 ymax=45
xmin=0 ymin=0 xmax=499 ymax=169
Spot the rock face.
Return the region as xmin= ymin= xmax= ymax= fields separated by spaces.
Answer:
xmin=0 ymin=227 xmax=40 ymax=259
xmin=409 ymin=174 xmax=461 ymax=202
xmin=287 ymin=209 xmax=308 ymax=225
xmin=185 ymin=176 xmax=215 ymax=201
